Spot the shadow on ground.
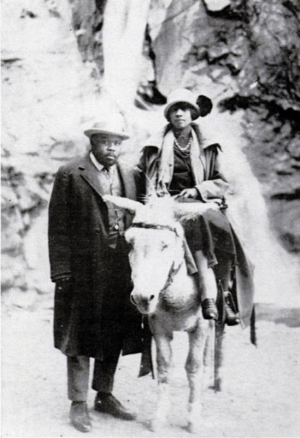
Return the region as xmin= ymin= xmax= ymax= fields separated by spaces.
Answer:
xmin=256 ymin=303 xmax=300 ymax=328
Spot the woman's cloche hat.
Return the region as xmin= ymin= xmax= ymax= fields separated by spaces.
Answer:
xmin=84 ymin=113 xmax=130 ymax=140
xmin=164 ymin=88 xmax=213 ymax=120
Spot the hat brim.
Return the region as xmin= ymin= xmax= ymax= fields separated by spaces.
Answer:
xmin=164 ymin=100 xmax=200 ymax=120
xmin=84 ymin=128 xmax=130 ymax=140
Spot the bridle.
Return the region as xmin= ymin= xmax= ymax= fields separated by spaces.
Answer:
xmin=129 ymin=222 xmax=184 ymax=301
xmin=130 ymin=222 xmax=180 ymax=237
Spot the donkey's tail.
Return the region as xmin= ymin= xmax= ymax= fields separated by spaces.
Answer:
xmin=250 ymin=304 xmax=257 ymax=347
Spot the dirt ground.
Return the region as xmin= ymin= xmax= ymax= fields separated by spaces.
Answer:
xmin=2 ymin=297 xmax=300 ymax=438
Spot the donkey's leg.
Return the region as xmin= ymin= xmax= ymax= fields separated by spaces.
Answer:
xmin=151 ymin=329 xmax=173 ymax=431
xmin=185 ymin=321 xmax=210 ymax=433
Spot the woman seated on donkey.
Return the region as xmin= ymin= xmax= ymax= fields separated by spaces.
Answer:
xmin=137 ymin=88 xmax=254 ymax=327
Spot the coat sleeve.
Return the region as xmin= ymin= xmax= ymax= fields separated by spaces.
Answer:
xmin=195 ymin=145 xmax=229 ymax=203
xmin=48 ymin=167 xmax=72 ymax=282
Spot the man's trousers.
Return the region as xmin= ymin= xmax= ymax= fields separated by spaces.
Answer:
xmin=67 ymin=238 xmax=131 ymax=402
xmin=67 ymin=342 xmax=122 ymax=402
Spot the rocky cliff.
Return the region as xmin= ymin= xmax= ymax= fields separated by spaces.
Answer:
xmin=1 ymin=0 xmax=299 ymax=305
xmin=145 ymin=0 xmax=300 ymax=252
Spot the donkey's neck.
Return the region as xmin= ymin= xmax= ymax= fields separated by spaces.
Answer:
xmin=159 ymin=260 xmax=199 ymax=313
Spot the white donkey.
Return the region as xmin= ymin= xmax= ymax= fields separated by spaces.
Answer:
xmin=104 ymin=194 xmax=220 ymax=432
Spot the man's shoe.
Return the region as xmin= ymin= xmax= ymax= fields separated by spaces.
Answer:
xmin=225 ymin=302 xmax=240 ymax=326
xmin=202 ymin=298 xmax=218 ymax=320
xmin=94 ymin=393 xmax=136 ymax=421
xmin=70 ymin=402 xmax=91 ymax=433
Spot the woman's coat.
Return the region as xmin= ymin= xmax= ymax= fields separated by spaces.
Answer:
xmin=138 ymin=122 xmax=255 ymax=329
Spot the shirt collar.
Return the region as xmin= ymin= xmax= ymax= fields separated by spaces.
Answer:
xmin=90 ymin=152 xmax=116 ymax=173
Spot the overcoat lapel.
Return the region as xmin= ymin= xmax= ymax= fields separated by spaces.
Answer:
xmin=79 ymin=154 xmax=137 ymax=230
xmin=78 ymin=154 xmax=136 ymax=201
xmin=79 ymin=154 xmax=107 ymax=198
xmin=117 ymin=161 xmax=137 ymax=201
xmin=117 ymin=162 xmax=137 ymax=229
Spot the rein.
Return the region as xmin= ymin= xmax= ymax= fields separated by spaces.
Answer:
xmin=131 ymin=222 xmax=180 ymax=237
xmin=160 ymin=260 xmax=182 ymax=294
xmin=130 ymin=222 xmax=183 ymax=295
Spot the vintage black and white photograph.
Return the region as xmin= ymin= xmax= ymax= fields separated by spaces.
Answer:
xmin=1 ymin=0 xmax=300 ymax=437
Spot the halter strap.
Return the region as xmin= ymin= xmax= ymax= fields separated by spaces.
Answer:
xmin=160 ymin=260 xmax=183 ymax=294
xmin=130 ymin=222 xmax=179 ymax=236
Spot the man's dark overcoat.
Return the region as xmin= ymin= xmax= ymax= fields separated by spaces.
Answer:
xmin=48 ymin=154 xmax=143 ymax=360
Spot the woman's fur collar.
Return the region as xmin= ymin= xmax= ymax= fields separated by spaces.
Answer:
xmin=143 ymin=122 xmax=220 ymax=151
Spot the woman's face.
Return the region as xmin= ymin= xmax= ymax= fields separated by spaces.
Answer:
xmin=169 ymin=103 xmax=193 ymax=131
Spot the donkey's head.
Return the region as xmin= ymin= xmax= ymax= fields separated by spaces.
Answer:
xmin=103 ymin=195 xmax=219 ymax=315
xmin=126 ymin=197 xmax=185 ymax=314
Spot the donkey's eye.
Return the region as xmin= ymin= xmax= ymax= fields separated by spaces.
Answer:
xmin=126 ymin=237 xmax=134 ymax=247
xmin=161 ymin=243 xmax=168 ymax=251
xmin=129 ymin=240 xmax=135 ymax=247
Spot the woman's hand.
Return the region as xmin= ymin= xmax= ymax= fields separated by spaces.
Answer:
xmin=174 ymin=188 xmax=199 ymax=201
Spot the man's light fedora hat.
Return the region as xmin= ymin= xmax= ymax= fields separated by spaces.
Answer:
xmin=84 ymin=113 xmax=129 ymax=140
xmin=164 ymin=88 xmax=212 ymax=120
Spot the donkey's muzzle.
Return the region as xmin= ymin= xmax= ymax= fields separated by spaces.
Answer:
xmin=130 ymin=294 xmax=138 ymax=307
xmin=130 ymin=291 xmax=155 ymax=315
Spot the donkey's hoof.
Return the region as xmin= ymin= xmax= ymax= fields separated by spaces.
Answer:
xmin=187 ymin=421 xmax=197 ymax=434
xmin=188 ymin=419 xmax=212 ymax=434
xmin=187 ymin=401 xmax=203 ymax=433
xmin=150 ymin=418 xmax=164 ymax=432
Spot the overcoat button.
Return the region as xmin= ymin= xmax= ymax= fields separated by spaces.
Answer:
xmin=114 ymin=224 xmax=119 ymax=231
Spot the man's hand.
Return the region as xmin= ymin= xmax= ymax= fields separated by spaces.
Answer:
xmin=174 ymin=188 xmax=199 ymax=202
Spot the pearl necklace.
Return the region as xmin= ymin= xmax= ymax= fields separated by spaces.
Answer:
xmin=174 ymin=135 xmax=192 ymax=151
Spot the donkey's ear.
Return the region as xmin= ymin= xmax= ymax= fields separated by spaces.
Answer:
xmin=174 ymin=201 xmax=220 ymax=221
xmin=103 ymin=195 xmax=143 ymax=214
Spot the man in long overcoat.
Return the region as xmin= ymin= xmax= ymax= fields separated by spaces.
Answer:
xmin=48 ymin=114 xmax=143 ymax=433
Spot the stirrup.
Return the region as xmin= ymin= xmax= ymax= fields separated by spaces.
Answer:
xmin=224 ymin=291 xmax=240 ymax=326
xmin=202 ymin=298 xmax=218 ymax=320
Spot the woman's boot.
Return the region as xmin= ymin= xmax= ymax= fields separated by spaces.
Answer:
xmin=224 ymin=291 xmax=240 ymax=326
xmin=213 ymin=250 xmax=240 ymax=326
xmin=194 ymin=250 xmax=218 ymax=320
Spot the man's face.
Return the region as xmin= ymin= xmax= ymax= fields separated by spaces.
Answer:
xmin=91 ymin=134 xmax=123 ymax=167
xmin=169 ymin=103 xmax=193 ymax=130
